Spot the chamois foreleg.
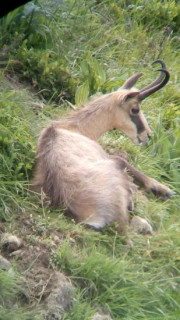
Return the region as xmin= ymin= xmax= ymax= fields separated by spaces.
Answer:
xmin=113 ymin=156 xmax=174 ymax=199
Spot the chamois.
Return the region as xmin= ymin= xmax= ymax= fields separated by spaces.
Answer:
xmin=32 ymin=60 xmax=174 ymax=234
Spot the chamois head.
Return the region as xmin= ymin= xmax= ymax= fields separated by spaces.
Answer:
xmin=112 ymin=60 xmax=170 ymax=144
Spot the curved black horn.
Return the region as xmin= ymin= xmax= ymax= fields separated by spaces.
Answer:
xmin=140 ymin=60 xmax=167 ymax=93
xmin=138 ymin=69 xmax=170 ymax=101
xmin=122 ymin=72 xmax=143 ymax=89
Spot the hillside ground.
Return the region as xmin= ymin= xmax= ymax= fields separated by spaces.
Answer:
xmin=0 ymin=1 xmax=180 ymax=319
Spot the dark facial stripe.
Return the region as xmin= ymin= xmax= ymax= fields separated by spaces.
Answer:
xmin=130 ymin=115 xmax=146 ymax=134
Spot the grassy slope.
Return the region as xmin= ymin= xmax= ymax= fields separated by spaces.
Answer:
xmin=0 ymin=1 xmax=180 ymax=319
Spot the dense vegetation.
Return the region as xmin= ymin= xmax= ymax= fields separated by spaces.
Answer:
xmin=0 ymin=1 xmax=180 ymax=319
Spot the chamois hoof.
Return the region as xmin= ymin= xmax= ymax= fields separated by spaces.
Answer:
xmin=130 ymin=216 xmax=153 ymax=235
xmin=151 ymin=186 xmax=176 ymax=200
xmin=148 ymin=178 xmax=175 ymax=200
xmin=161 ymin=189 xmax=176 ymax=200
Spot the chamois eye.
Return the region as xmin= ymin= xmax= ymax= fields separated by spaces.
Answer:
xmin=131 ymin=108 xmax=139 ymax=115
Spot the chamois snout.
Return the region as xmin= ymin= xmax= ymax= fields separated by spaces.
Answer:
xmin=135 ymin=110 xmax=152 ymax=145
xmin=129 ymin=107 xmax=152 ymax=145
xmin=113 ymin=92 xmax=152 ymax=145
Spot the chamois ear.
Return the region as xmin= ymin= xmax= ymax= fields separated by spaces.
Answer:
xmin=124 ymin=91 xmax=140 ymax=101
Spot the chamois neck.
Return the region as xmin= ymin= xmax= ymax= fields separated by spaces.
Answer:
xmin=56 ymin=94 xmax=115 ymax=140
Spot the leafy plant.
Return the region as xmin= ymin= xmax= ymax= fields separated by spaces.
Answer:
xmin=0 ymin=76 xmax=38 ymax=219
xmin=124 ymin=0 xmax=180 ymax=32
xmin=75 ymin=54 xmax=106 ymax=105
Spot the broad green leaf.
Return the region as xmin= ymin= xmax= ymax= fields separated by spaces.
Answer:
xmin=75 ymin=81 xmax=89 ymax=106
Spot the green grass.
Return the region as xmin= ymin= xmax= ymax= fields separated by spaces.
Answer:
xmin=58 ymin=226 xmax=180 ymax=319
xmin=0 ymin=0 xmax=180 ymax=319
xmin=0 ymin=270 xmax=42 ymax=320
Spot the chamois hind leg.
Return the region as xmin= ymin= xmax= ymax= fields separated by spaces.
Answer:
xmin=67 ymin=191 xmax=131 ymax=234
xmin=82 ymin=205 xmax=130 ymax=234
xmin=113 ymin=156 xmax=175 ymax=199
